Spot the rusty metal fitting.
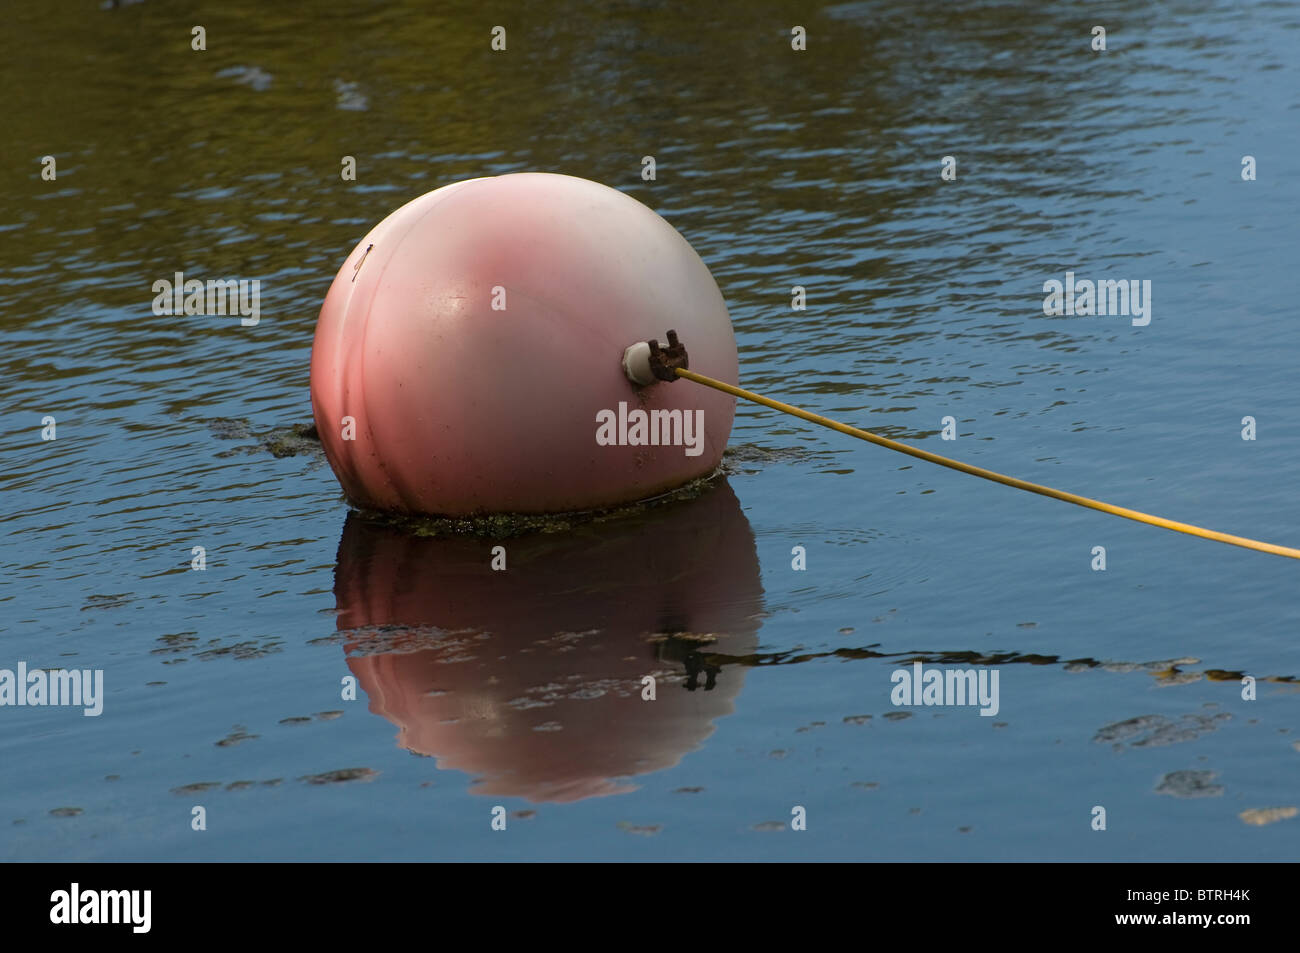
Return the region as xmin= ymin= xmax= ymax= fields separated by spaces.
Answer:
xmin=622 ymin=329 xmax=689 ymax=386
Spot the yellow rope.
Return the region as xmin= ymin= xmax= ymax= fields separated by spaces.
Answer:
xmin=675 ymin=367 xmax=1300 ymax=560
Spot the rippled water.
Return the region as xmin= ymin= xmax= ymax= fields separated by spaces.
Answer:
xmin=3 ymin=1 xmax=1298 ymax=860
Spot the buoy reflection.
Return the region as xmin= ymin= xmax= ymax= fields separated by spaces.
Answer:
xmin=331 ymin=480 xmax=764 ymax=802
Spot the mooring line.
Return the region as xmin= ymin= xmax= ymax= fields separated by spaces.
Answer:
xmin=675 ymin=367 xmax=1300 ymax=560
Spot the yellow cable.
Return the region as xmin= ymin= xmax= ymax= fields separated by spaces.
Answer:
xmin=675 ymin=367 xmax=1300 ymax=560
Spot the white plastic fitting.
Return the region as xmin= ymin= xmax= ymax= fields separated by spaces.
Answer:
xmin=622 ymin=340 xmax=656 ymax=386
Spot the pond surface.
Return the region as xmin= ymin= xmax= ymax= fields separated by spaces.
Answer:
xmin=2 ymin=0 xmax=1298 ymax=860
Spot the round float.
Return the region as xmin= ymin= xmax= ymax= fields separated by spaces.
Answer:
xmin=310 ymin=172 xmax=737 ymax=516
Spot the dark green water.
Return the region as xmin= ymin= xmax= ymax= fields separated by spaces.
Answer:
xmin=2 ymin=0 xmax=1298 ymax=860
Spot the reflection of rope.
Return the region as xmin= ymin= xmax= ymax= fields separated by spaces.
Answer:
xmin=675 ymin=367 xmax=1300 ymax=561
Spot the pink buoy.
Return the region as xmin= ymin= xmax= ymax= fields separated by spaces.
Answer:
xmin=310 ymin=172 xmax=738 ymax=516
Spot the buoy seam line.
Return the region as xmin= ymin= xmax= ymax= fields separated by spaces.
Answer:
xmin=673 ymin=367 xmax=1300 ymax=560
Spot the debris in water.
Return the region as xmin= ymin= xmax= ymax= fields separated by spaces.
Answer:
xmin=1094 ymin=712 xmax=1230 ymax=749
xmin=298 ymin=768 xmax=378 ymax=785
xmin=1155 ymin=770 xmax=1223 ymax=798
xmin=617 ymin=822 xmax=661 ymax=836
xmin=1238 ymin=806 xmax=1297 ymax=826
xmin=215 ymin=729 xmax=258 ymax=747
xmin=170 ymin=782 xmax=221 ymax=795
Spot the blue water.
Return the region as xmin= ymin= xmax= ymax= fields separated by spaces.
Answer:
xmin=2 ymin=0 xmax=1298 ymax=860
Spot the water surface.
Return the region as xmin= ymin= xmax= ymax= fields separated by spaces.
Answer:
xmin=2 ymin=0 xmax=1298 ymax=860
